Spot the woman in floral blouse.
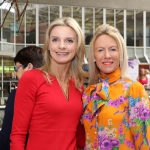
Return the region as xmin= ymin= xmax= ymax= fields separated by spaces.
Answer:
xmin=82 ymin=24 xmax=150 ymax=150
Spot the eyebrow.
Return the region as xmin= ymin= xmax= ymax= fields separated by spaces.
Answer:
xmin=50 ymin=36 xmax=76 ymax=39
xmin=95 ymin=46 xmax=118 ymax=49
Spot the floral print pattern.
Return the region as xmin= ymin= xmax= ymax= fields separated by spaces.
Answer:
xmin=82 ymin=68 xmax=150 ymax=150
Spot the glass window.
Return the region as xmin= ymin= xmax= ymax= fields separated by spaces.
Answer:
xmin=0 ymin=58 xmax=2 ymax=92
xmin=62 ymin=6 xmax=71 ymax=17
xmin=39 ymin=5 xmax=48 ymax=44
xmin=146 ymin=12 xmax=150 ymax=47
xmin=16 ymin=45 xmax=25 ymax=53
xmin=50 ymin=5 xmax=59 ymax=23
xmin=0 ymin=10 xmax=1 ymax=41
xmin=2 ymin=58 xmax=16 ymax=98
xmin=85 ymin=8 xmax=93 ymax=45
xmin=127 ymin=11 xmax=134 ymax=46
xmin=116 ymin=10 xmax=124 ymax=37
xmin=136 ymin=11 xmax=143 ymax=46
xmin=106 ymin=9 xmax=114 ymax=26
xmin=26 ymin=4 xmax=36 ymax=44
xmin=73 ymin=7 xmax=82 ymax=28
xmin=95 ymin=8 xmax=103 ymax=30
xmin=2 ymin=7 xmax=14 ymax=43
xmin=15 ymin=3 xmax=26 ymax=44
xmin=3 ymin=43 xmax=14 ymax=52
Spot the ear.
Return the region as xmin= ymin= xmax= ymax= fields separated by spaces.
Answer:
xmin=27 ymin=63 xmax=34 ymax=70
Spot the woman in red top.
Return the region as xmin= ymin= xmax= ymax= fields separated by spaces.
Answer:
xmin=10 ymin=17 xmax=86 ymax=150
xmin=138 ymin=68 xmax=148 ymax=85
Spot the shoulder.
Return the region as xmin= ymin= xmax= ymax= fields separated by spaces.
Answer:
xmin=21 ymin=69 xmax=44 ymax=80
xmin=130 ymin=80 xmax=144 ymax=89
xmin=8 ymin=89 xmax=16 ymax=99
xmin=9 ymin=88 xmax=17 ymax=95
xmin=23 ymin=69 xmax=43 ymax=76
xmin=18 ymin=69 xmax=46 ymax=87
xmin=5 ymin=89 xmax=17 ymax=108
xmin=122 ymin=78 xmax=144 ymax=88
xmin=128 ymin=81 xmax=147 ymax=97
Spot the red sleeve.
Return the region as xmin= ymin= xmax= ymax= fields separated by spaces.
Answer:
xmin=76 ymin=121 xmax=85 ymax=149
xmin=10 ymin=70 xmax=38 ymax=150
xmin=76 ymin=85 xmax=85 ymax=149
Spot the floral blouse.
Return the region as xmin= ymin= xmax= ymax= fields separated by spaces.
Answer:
xmin=82 ymin=68 xmax=150 ymax=150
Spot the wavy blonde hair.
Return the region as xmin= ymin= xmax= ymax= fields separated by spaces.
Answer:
xmin=41 ymin=17 xmax=86 ymax=90
xmin=88 ymin=24 xmax=130 ymax=85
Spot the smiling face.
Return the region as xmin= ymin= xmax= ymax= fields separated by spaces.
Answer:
xmin=94 ymin=34 xmax=120 ymax=75
xmin=48 ymin=26 xmax=77 ymax=66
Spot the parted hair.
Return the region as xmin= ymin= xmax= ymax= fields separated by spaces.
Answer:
xmin=88 ymin=24 xmax=130 ymax=85
xmin=14 ymin=46 xmax=44 ymax=68
xmin=41 ymin=17 xmax=86 ymax=90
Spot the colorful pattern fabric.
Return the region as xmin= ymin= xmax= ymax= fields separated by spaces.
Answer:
xmin=82 ymin=68 xmax=150 ymax=150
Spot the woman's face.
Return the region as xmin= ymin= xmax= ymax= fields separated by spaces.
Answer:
xmin=140 ymin=68 xmax=145 ymax=75
xmin=94 ymin=34 xmax=120 ymax=75
xmin=48 ymin=26 xmax=77 ymax=66
xmin=15 ymin=62 xmax=32 ymax=80
xmin=15 ymin=62 xmax=26 ymax=80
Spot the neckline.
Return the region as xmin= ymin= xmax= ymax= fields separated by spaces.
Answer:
xmin=98 ymin=67 xmax=121 ymax=84
xmin=56 ymin=77 xmax=70 ymax=101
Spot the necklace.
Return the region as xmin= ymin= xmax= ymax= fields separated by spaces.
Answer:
xmin=56 ymin=76 xmax=69 ymax=100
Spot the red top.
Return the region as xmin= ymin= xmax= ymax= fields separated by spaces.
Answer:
xmin=10 ymin=69 xmax=85 ymax=150
xmin=139 ymin=77 xmax=148 ymax=85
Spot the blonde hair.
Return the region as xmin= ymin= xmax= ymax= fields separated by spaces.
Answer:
xmin=41 ymin=17 xmax=86 ymax=90
xmin=88 ymin=24 xmax=130 ymax=84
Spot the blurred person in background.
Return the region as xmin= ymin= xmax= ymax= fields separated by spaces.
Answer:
xmin=0 ymin=46 xmax=44 ymax=150
xmin=7 ymin=72 xmax=17 ymax=94
xmin=138 ymin=68 xmax=148 ymax=86
xmin=145 ymin=69 xmax=150 ymax=86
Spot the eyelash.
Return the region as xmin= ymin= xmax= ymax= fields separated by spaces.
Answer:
xmin=110 ymin=48 xmax=116 ymax=51
xmin=52 ymin=38 xmax=58 ymax=42
xmin=98 ymin=48 xmax=116 ymax=52
xmin=51 ymin=39 xmax=74 ymax=43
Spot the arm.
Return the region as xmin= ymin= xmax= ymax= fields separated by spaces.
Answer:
xmin=0 ymin=89 xmax=16 ymax=150
xmin=10 ymin=71 xmax=37 ymax=150
xmin=77 ymin=86 xmax=85 ymax=149
xmin=129 ymin=81 xmax=150 ymax=149
xmin=76 ymin=121 xmax=85 ymax=149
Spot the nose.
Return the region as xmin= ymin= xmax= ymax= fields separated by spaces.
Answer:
xmin=104 ymin=50 xmax=111 ymax=59
xmin=59 ymin=40 xmax=65 ymax=49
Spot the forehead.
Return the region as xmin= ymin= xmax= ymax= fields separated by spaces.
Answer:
xmin=15 ymin=62 xmax=22 ymax=65
xmin=95 ymin=34 xmax=117 ymax=45
xmin=50 ymin=26 xmax=77 ymax=37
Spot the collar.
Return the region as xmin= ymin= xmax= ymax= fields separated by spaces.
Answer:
xmin=98 ymin=67 xmax=121 ymax=84
xmin=82 ymin=67 xmax=121 ymax=117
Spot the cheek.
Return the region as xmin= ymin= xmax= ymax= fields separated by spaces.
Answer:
xmin=94 ymin=55 xmax=102 ymax=62
xmin=16 ymin=70 xmax=24 ymax=80
xmin=115 ymin=55 xmax=120 ymax=64
xmin=16 ymin=72 xmax=21 ymax=80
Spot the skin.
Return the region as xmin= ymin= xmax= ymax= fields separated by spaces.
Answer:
xmin=15 ymin=62 xmax=33 ymax=80
xmin=140 ymin=68 xmax=146 ymax=76
xmin=94 ymin=34 xmax=120 ymax=75
xmin=48 ymin=26 xmax=78 ymax=80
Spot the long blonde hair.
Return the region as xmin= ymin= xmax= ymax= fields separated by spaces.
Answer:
xmin=88 ymin=24 xmax=130 ymax=85
xmin=41 ymin=17 xmax=86 ymax=90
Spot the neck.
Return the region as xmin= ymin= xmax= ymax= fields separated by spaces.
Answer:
xmin=51 ymin=68 xmax=70 ymax=83
xmin=50 ymin=60 xmax=71 ymax=82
